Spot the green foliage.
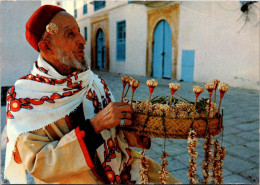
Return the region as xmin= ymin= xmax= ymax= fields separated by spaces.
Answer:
xmin=196 ymin=98 xmax=209 ymax=113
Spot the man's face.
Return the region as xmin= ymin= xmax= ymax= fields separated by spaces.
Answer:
xmin=49 ymin=12 xmax=87 ymax=71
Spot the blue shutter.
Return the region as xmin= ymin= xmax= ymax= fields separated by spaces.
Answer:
xmin=94 ymin=1 xmax=106 ymax=11
xmin=84 ymin=27 xmax=87 ymax=41
xmin=83 ymin=4 xmax=88 ymax=14
xmin=181 ymin=50 xmax=195 ymax=82
xmin=116 ymin=21 xmax=126 ymax=61
xmin=74 ymin=9 xmax=77 ymax=18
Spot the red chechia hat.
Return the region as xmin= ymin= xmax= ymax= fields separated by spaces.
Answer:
xmin=25 ymin=5 xmax=65 ymax=52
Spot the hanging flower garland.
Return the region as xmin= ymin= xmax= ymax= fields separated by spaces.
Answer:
xmin=119 ymin=77 xmax=228 ymax=184
xmin=159 ymin=151 xmax=169 ymax=184
xmin=139 ymin=150 xmax=149 ymax=184
xmin=200 ymin=83 xmax=215 ymax=184
xmin=187 ymin=129 xmax=198 ymax=184
xmin=201 ymin=133 xmax=213 ymax=184
xmin=211 ymin=140 xmax=226 ymax=184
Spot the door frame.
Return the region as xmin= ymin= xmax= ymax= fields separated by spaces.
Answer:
xmin=146 ymin=4 xmax=180 ymax=78
xmin=91 ymin=13 xmax=109 ymax=71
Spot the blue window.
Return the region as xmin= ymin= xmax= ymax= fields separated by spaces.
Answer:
xmin=74 ymin=9 xmax=77 ymax=18
xmin=83 ymin=4 xmax=88 ymax=14
xmin=94 ymin=1 xmax=106 ymax=11
xmin=84 ymin=27 xmax=87 ymax=41
xmin=116 ymin=20 xmax=126 ymax=61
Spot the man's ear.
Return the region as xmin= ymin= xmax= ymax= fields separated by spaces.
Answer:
xmin=38 ymin=40 xmax=52 ymax=54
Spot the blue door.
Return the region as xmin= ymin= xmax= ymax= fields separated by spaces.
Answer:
xmin=153 ymin=20 xmax=172 ymax=78
xmin=96 ymin=29 xmax=105 ymax=69
xmin=181 ymin=50 xmax=195 ymax=82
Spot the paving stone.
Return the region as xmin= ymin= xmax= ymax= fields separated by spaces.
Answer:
xmin=1 ymin=148 xmax=9 ymax=184
xmin=223 ymin=126 xmax=243 ymax=135
xmin=240 ymin=168 xmax=259 ymax=184
xmin=213 ymin=136 xmax=233 ymax=147
xmin=222 ymin=168 xmax=233 ymax=177
xmin=151 ymin=138 xmax=164 ymax=145
xmin=222 ymin=112 xmax=236 ymax=119
xmin=168 ymin=138 xmax=188 ymax=146
xmin=223 ymin=154 xmax=256 ymax=173
xmin=170 ymin=169 xmax=189 ymax=184
xmin=223 ymin=174 xmax=253 ymax=184
xmin=146 ymin=148 xmax=161 ymax=163
xmin=174 ymin=152 xmax=190 ymax=167
xmin=26 ymin=171 xmax=35 ymax=184
xmin=151 ymin=140 xmax=163 ymax=148
xmin=232 ymin=116 xmax=258 ymax=126
xmin=244 ymin=141 xmax=259 ymax=151
xmin=247 ymin=154 xmax=259 ymax=165
xmin=193 ymin=166 xmax=233 ymax=183
xmin=226 ymin=145 xmax=255 ymax=160
xmin=235 ymin=123 xmax=259 ymax=132
xmin=252 ymin=129 xmax=259 ymax=135
xmin=168 ymin=159 xmax=187 ymax=171
xmin=236 ymin=132 xmax=259 ymax=143
xmin=167 ymin=146 xmax=187 ymax=156
xmin=223 ymin=135 xmax=248 ymax=145
xmin=222 ymin=118 xmax=238 ymax=126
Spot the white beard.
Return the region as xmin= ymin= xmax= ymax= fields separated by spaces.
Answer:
xmin=57 ymin=49 xmax=88 ymax=70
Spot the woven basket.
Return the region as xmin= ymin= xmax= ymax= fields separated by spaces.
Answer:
xmin=120 ymin=113 xmax=222 ymax=139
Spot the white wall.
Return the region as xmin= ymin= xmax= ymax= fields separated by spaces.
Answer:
xmin=77 ymin=18 xmax=91 ymax=68
xmin=41 ymin=0 xmax=74 ymax=15
xmin=109 ymin=4 xmax=147 ymax=76
xmin=0 ymin=1 xmax=41 ymax=87
xmin=178 ymin=1 xmax=259 ymax=90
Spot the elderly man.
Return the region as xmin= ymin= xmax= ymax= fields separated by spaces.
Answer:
xmin=4 ymin=5 xmax=181 ymax=184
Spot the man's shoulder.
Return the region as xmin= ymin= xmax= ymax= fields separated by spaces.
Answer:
xmin=93 ymin=74 xmax=109 ymax=87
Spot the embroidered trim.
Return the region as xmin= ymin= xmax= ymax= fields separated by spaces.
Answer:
xmin=6 ymin=85 xmax=82 ymax=119
xmin=75 ymin=127 xmax=94 ymax=169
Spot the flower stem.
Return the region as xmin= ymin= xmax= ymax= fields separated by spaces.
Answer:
xmin=169 ymin=95 xmax=173 ymax=106
xmin=131 ymin=91 xmax=135 ymax=107
xmin=217 ymin=97 xmax=223 ymax=114
xmin=191 ymin=98 xmax=198 ymax=128
xmin=124 ymin=85 xmax=130 ymax=98
xmin=207 ymin=94 xmax=212 ymax=118
xmin=192 ymin=98 xmax=198 ymax=121
xmin=146 ymin=93 xmax=152 ymax=115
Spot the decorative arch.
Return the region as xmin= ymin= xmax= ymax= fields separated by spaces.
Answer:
xmin=146 ymin=4 xmax=180 ymax=78
xmin=91 ymin=13 xmax=110 ymax=71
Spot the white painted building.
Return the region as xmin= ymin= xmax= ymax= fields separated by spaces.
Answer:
xmin=0 ymin=1 xmax=41 ymax=87
xmin=47 ymin=0 xmax=259 ymax=90
xmin=177 ymin=1 xmax=260 ymax=90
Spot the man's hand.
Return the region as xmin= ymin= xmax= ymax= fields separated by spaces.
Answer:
xmin=90 ymin=102 xmax=133 ymax=134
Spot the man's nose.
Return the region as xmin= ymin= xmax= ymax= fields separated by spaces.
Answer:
xmin=77 ymin=32 xmax=86 ymax=45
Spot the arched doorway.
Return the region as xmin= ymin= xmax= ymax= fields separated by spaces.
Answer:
xmin=96 ymin=29 xmax=106 ymax=70
xmin=152 ymin=20 xmax=172 ymax=78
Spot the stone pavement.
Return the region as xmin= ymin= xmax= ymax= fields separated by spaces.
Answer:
xmin=1 ymin=70 xmax=259 ymax=184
